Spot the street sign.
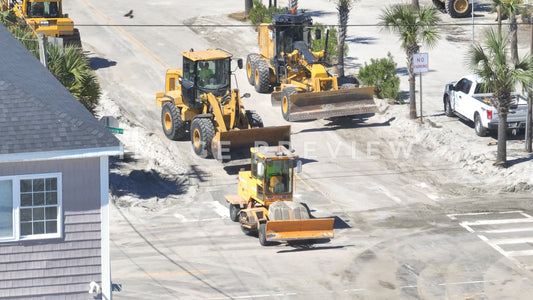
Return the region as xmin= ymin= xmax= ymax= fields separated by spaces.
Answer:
xmin=100 ymin=116 xmax=123 ymax=134
xmin=106 ymin=126 xmax=124 ymax=134
xmin=413 ymin=53 xmax=429 ymax=73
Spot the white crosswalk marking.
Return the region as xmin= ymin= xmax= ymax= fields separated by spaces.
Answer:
xmin=447 ymin=211 xmax=533 ymax=270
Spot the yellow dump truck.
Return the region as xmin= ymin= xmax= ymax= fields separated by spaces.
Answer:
xmin=225 ymin=146 xmax=334 ymax=246
xmin=246 ymin=10 xmax=376 ymax=122
xmin=3 ymin=0 xmax=81 ymax=45
xmin=156 ymin=49 xmax=290 ymax=160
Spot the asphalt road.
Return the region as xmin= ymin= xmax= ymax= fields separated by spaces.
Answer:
xmin=63 ymin=0 xmax=533 ymax=299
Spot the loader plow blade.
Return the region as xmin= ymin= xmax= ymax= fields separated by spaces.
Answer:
xmin=288 ymin=87 xmax=376 ymax=121
xmin=265 ymin=218 xmax=335 ymax=242
xmin=212 ymin=125 xmax=291 ymax=160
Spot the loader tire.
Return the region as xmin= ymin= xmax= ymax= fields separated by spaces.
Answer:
xmin=258 ymin=223 xmax=273 ymax=246
xmin=161 ymin=102 xmax=186 ymax=140
xmin=246 ymin=110 xmax=264 ymax=128
xmin=446 ymin=0 xmax=471 ymax=18
xmin=246 ymin=53 xmax=260 ymax=86
xmin=254 ymin=59 xmax=270 ymax=93
xmin=190 ymin=117 xmax=215 ymax=158
xmin=229 ymin=204 xmax=240 ymax=222
xmin=281 ymin=87 xmax=297 ymax=121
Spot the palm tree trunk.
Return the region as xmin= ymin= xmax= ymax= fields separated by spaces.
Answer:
xmin=337 ymin=5 xmax=349 ymax=77
xmin=411 ymin=0 xmax=419 ymax=9
xmin=407 ymin=51 xmax=417 ymax=119
xmin=497 ymin=6 xmax=502 ymax=35
xmin=510 ymin=12 xmax=519 ymax=64
xmin=496 ymin=111 xmax=508 ymax=167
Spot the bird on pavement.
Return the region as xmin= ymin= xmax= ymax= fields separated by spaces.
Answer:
xmin=124 ymin=10 xmax=133 ymax=18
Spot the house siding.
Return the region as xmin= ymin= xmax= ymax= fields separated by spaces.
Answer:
xmin=0 ymin=157 xmax=103 ymax=299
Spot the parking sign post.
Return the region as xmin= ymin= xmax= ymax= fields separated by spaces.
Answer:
xmin=413 ymin=53 xmax=429 ymax=122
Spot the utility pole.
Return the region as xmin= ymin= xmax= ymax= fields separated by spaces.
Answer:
xmin=526 ymin=20 xmax=533 ymax=153
xmin=38 ymin=33 xmax=48 ymax=68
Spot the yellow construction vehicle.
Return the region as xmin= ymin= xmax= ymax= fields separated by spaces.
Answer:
xmin=2 ymin=0 xmax=80 ymax=45
xmin=432 ymin=0 xmax=472 ymax=18
xmin=247 ymin=10 xmax=376 ymax=122
xmin=156 ymin=49 xmax=291 ymax=160
xmin=225 ymin=146 xmax=334 ymax=246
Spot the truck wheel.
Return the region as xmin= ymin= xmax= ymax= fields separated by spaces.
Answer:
xmin=281 ymin=88 xmax=297 ymax=121
xmin=190 ymin=117 xmax=215 ymax=157
xmin=446 ymin=0 xmax=471 ymax=18
xmin=254 ymin=59 xmax=270 ymax=93
xmin=258 ymin=223 xmax=273 ymax=246
xmin=246 ymin=110 xmax=264 ymax=128
xmin=246 ymin=54 xmax=260 ymax=86
xmin=229 ymin=204 xmax=240 ymax=222
xmin=162 ymin=102 xmax=186 ymax=140
xmin=444 ymin=97 xmax=454 ymax=117
xmin=474 ymin=113 xmax=487 ymax=137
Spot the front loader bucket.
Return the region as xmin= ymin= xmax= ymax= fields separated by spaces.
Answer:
xmin=265 ymin=218 xmax=335 ymax=242
xmin=211 ymin=125 xmax=291 ymax=160
xmin=285 ymin=87 xmax=377 ymax=121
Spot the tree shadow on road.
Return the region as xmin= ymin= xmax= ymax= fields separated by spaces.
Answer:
xmin=110 ymin=169 xmax=187 ymax=200
xmin=89 ymin=57 xmax=117 ymax=70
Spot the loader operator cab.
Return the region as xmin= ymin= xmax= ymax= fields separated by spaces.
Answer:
xmin=26 ymin=1 xmax=60 ymax=18
xmin=180 ymin=49 xmax=233 ymax=107
xmin=251 ymin=147 xmax=295 ymax=196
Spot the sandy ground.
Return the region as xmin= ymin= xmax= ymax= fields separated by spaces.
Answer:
xmin=94 ymin=0 xmax=533 ymax=209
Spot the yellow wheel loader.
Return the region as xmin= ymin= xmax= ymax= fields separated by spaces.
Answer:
xmin=247 ymin=10 xmax=376 ymax=122
xmin=3 ymin=0 xmax=81 ymax=46
xmin=432 ymin=0 xmax=472 ymax=18
xmin=225 ymin=146 xmax=334 ymax=246
xmin=155 ymin=49 xmax=291 ymax=160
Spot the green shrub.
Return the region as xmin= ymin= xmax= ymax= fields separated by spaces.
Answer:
xmin=358 ymin=52 xmax=400 ymax=101
xmin=249 ymin=0 xmax=284 ymax=25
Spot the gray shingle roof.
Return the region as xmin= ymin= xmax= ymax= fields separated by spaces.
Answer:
xmin=0 ymin=25 xmax=121 ymax=157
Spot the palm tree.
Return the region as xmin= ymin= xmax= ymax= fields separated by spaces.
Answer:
xmin=46 ymin=44 xmax=101 ymax=114
xmin=336 ymin=0 xmax=356 ymax=77
xmin=412 ymin=0 xmax=420 ymax=9
xmin=467 ymin=28 xmax=533 ymax=167
xmin=379 ymin=4 xmax=440 ymax=119
xmin=491 ymin=0 xmax=523 ymax=64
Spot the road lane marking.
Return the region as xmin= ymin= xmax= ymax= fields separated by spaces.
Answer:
xmin=295 ymin=174 xmax=314 ymax=191
xmin=484 ymin=227 xmax=533 ymax=234
xmin=461 ymin=218 xmax=533 ymax=227
xmin=447 ymin=210 xmax=524 ymax=220
xmin=490 ymin=237 xmax=533 ymax=245
xmin=507 ymin=250 xmax=533 ymax=257
xmin=80 ymin=0 xmax=170 ymax=69
xmin=449 ymin=211 xmax=533 ymax=269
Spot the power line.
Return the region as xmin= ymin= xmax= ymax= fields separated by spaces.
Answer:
xmin=6 ymin=22 xmax=533 ymax=28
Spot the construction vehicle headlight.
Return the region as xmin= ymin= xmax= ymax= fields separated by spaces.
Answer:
xmin=39 ymin=21 xmax=50 ymax=26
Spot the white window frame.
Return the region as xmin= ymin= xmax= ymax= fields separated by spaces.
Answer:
xmin=0 ymin=173 xmax=62 ymax=242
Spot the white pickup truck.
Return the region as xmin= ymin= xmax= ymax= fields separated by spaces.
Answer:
xmin=443 ymin=74 xmax=528 ymax=136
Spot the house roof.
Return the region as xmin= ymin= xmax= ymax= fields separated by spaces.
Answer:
xmin=0 ymin=25 xmax=122 ymax=162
